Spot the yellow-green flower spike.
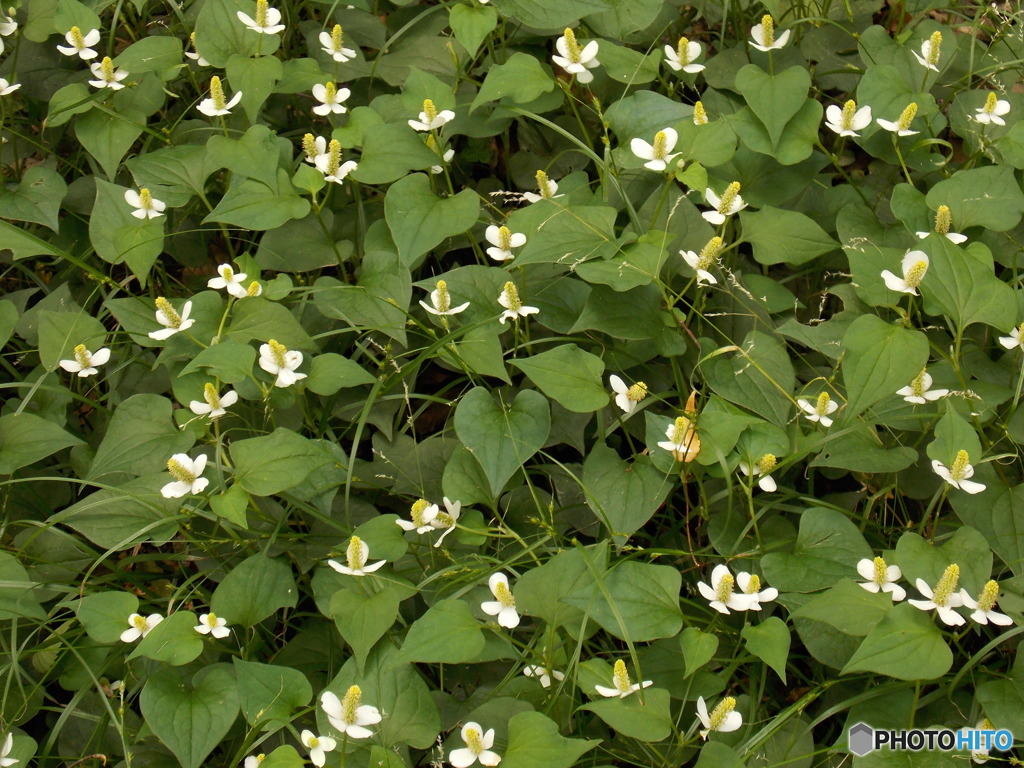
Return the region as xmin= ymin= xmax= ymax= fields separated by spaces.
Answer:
xmin=932 ymin=564 xmax=960 ymax=607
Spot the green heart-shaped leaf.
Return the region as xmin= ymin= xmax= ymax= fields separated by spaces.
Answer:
xmin=734 ymin=65 xmax=811 ymax=146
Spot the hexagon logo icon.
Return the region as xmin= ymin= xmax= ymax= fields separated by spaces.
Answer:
xmin=848 ymin=722 xmax=875 ymax=757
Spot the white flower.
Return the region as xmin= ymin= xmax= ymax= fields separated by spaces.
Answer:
xmin=481 ymin=572 xmax=520 ymax=628
xmin=972 ymin=718 xmax=995 ymax=764
xmin=738 ymin=454 xmax=778 ymax=492
xmin=696 ymin=696 xmax=742 ymax=739
xmin=396 ymin=498 xmax=440 ymax=534
xmin=148 ymin=297 xmax=194 ymax=340
xmin=0 ymin=78 xmax=19 ymax=95
xmin=320 ymin=24 xmax=356 ymax=62
xmin=237 ymin=0 xmax=285 ymax=34
xmin=522 ymin=169 xmax=563 ymax=203
xmin=497 ymin=282 xmax=539 ymax=324
xmin=198 ymin=76 xmax=242 ymax=117
xmin=911 ymin=31 xmax=942 ymax=72
xmin=312 ymin=82 xmax=350 ymax=116
xmin=57 ymin=26 xmax=101 ymax=59
xmin=189 ymin=384 xmax=239 ymax=420
xmin=0 ymin=12 xmax=17 ymax=37
xmin=663 ymin=37 xmax=704 ymax=73
xmin=856 ymin=556 xmax=906 ymax=601
xmin=697 ymin=564 xmax=756 ymax=614
xmin=0 ymin=732 xmax=15 ymax=768
xmin=908 ymin=564 xmax=965 ymax=626
xmin=186 ymin=33 xmax=209 ymax=67
xmin=702 ymin=182 xmax=746 ymax=225
xmin=59 ymin=344 xmax=110 ymax=377
xmin=798 ymin=392 xmax=839 ymax=427
xmin=594 ymin=659 xmax=653 ymax=698
xmin=409 ymin=98 xmax=455 ymax=132
xmin=630 ymin=127 xmax=680 ymax=172
xmin=974 ymin=91 xmax=1011 ymax=126
xmin=1000 ymin=323 xmax=1024 ymax=350
xmin=430 ymin=147 xmax=454 ymax=174
xmin=88 ymin=56 xmax=129 ymax=90
xmin=419 ymin=280 xmax=470 ymax=316
xmin=824 ymin=100 xmax=872 ymax=137
xmin=430 ymin=497 xmax=461 ymax=547
xmin=161 ymin=453 xmax=210 ymax=498
xmin=300 ymin=730 xmax=336 ymax=768
xmin=876 ymin=102 xmax=919 ymax=136
xmin=609 ymin=375 xmax=648 ymax=414
xmin=243 ymin=755 xmax=265 ymax=768
xmin=522 ymin=665 xmax=565 ymax=688
xmin=881 ymin=249 xmax=929 ymax=295
xmin=657 ymin=415 xmax=700 ymax=462
xmin=960 ymin=580 xmax=1013 ymax=626
xmin=302 ymin=134 xmax=327 ymax=164
xmin=552 ymin=27 xmax=600 ymax=84
xmin=321 ymin=686 xmax=381 ymax=739
xmin=313 ymin=139 xmax=358 ymax=184
xmin=932 ymin=450 xmax=986 ymax=494
xmin=735 ymin=572 xmax=778 ymax=610
xmin=915 ymin=204 xmax=967 ymax=243
xmin=749 ymin=15 xmax=790 ymax=52
xmin=449 ymin=722 xmax=501 ymax=768
xmin=328 ymin=535 xmax=386 ymax=576
xmin=120 ymin=613 xmax=163 ymax=643
xmin=681 ymin=236 xmax=724 ymax=286
xmin=897 ymin=369 xmax=948 ymax=404
xmin=258 ymin=339 xmax=307 ymax=388
xmin=484 ymin=225 xmax=526 ymax=262
xmin=125 ymin=187 xmax=165 ymax=219
xmin=207 ymin=263 xmax=248 ymax=297
xmin=194 ymin=612 xmax=230 ymax=638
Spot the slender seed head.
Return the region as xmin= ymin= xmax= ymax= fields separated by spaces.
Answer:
xmin=463 ymin=726 xmax=484 ymax=753
xmin=325 ymin=139 xmax=342 ymax=176
xmin=612 ymin=659 xmax=631 ymax=692
xmin=926 ymin=30 xmax=942 ymax=67
xmin=693 ymin=101 xmax=708 ymax=125
xmin=897 ymin=102 xmax=918 ymax=131
xmin=709 ymin=697 xmax=737 ymax=730
xmin=422 ymin=99 xmax=438 ymax=124
xmin=760 ymin=15 xmax=775 ymax=47
xmin=494 ymin=578 xmax=515 ymax=607
xmin=203 ymin=382 xmax=220 ymax=408
xmin=872 ymin=556 xmax=888 ymax=585
xmin=497 ymin=226 xmax=513 ymax=250
xmin=815 ymin=391 xmax=831 ymax=416
xmin=718 ymin=182 xmax=741 ymax=214
xmin=756 ymin=453 xmax=777 ymax=474
xmin=743 ymin=574 xmax=761 ymax=594
xmin=341 ymin=685 xmax=362 ymax=723
xmin=696 ymin=236 xmax=723 ymax=270
xmin=677 ymin=36 xmax=691 ymax=64
xmin=100 ymin=56 xmax=115 ymax=81
xmin=562 ymin=27 xmax=581 ymax=61
xmin=627 ymin=382 xmax=648 ymax=403
xmin=331 ymin=24 xmax=344 ymax=50
xmin=167 ymin=457 xmax=196 ymax=483
xmin=715 ymin=572 xmax=735 ymax=603
xmin=977 ymin=580 xmax=1000 ymax=612
xmin=434 ymin=280 xmax=451 ymax=312
xmin=346 ymin=535 xmax=365 ymax=569
xmin=268 ymin=339 xmax=288 ymax=368
xmin=840 ymin=100 xmax=858 ymax=130
xmin=73 ymin=344 xmax=90 ymax=367
xmin=255 ymin=0 xmax=268 ymax=27
xmin=652 ymin=130 xmax=668 ymax=159
xmin=535 ymin=170 xmax=554 ymax=198
xmin=502 ymin=281 xmax=522 ymax=310
xmin=70 ymin=26 xmax=85 ymax=47
xmin=155 ymin=297 xmax=182 ymax=327
xmin=983 ymin=91 xmax=999 ymax=115
xmin=934 ymin=205 xmax=951 ymax=235
xmin=932 ymin=564 xmax=960 ymax=607
xmin=209 ymin=76 xmax=226 ymax=110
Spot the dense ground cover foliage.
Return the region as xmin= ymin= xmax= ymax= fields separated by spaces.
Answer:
xmin=2 ymin=0 xmax=1024 ymax=765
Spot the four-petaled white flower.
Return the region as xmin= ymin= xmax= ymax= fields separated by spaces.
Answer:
xmin=664 ymin=37 xmax=704 ymax=73
xmin=876 ymin=102 xmax=919 ymax=136
xmin=749 ymin=15 xmax=790 ymax=51
xmin=190 ymin=383 xmax=239 ymax=420
xmin=485 ymin=225 xmax=526 ymax=262
xmin=856 ymin=557 xmax=906 ymax=601
xmin=974 ymin=91 xmax=1011 ymax=126
xmin=911 ymin=31 xmax=942 ymax=72
xmin=735 ymin=572 xmax=778 ymax=610
xmin=932 ymin=450 xmax=986 ymax=494
xmin=244 ymin=755 xmax=265 ymax=768
xmin=971 ymin=718 xmax=994 ymax=765
xmin=552 ymin=27 xmax=600 ymax=84
xmin=328 ymin=535 xmax=386 ymax=576
xmin=431 ymin=496 xmax=462 ymax=547
xmin=419 ymin=280 xmax=470 ymax=316
xmin=657 ymin=415 xmax=700 ymax=462
xmin=198 ymin=76 xmax=242 ymax=117
xmin=88 ymin=56 xmax=129 ymax=90
xmin=681 ymin=236 xmax=724 ymax=286
xmin=194 ymin=612 xmax=230 ymax=638
xmin=696 ymin=696 xmax=742 ymax=739
xmin=481 ymin=572 xmax=520 ymax=628
xmin=697 ymin=564 xmax=755 ymax=614
xmin=738 ymin=454 xmax=778 ymax=492
xmin=57 ymin=26 xmax=101 ymax=59
xmin=630 ymin=127 xmax=680 ymax=172
xmin=960 ymin=580 xmax=1013 ymax=626
xmin=148 ymin=297 xmax=194 ymax=340
xmin=397 ymin=498 xmax=440 ymax=534
xmin=120 ymin=612 xmax=163 ymax=643
xmin=314 ymin=138 xmax=358 ymax=184
xmin=594 ymin=659 xmax=653 ymax=698
xmin=0 ymin=732 xmax=15 ymax=768
xmin=237 ymin=0 xmax=285 ymax=34
xmin=300 ymin=730 xmax=336 ymax=768
xmin=1000 ymin=323 xmax=1024 ymax=351
xmin=609 ymin=374 xmax=648 ymax=414
xmin=881 ymin=249 xmax=929 ymax=295
xmin=897 ymin=369 xmax=948 ymax=405
xmin=522 ymin=169 xmax=563 ymax=203
xmin=702 ymin=182 xmax=746 ymax=225
xmin=259 ymin=339 xmax=307 ymax=388
xmin=0 ymin=78 xmax=19 ymax=95
xmin=409 ymin=98 xmax=454 ymax=132
xmin=449 ymin=722 xmax=501 ymax=768
xmin=302 ymin=133 xmax=327 ymax=164
xmin=497 ymin=281 xmax=539 ymax=324
xmin=125 ymin=187 xmax=166 ymax=219
xmin=59 ymin=344 xmax=110 ymax=377
xmin=797 ymin=392 xmax=839 ymax=427
xmin=321 ymin=686 xmax=382 ymax=739
xmin=522 ymin=665 xmax=565 ymax=688
xmin=915 ymin=204 xmax=967 ymax=244
xmin=909 ymin=564 xmax=965 ymax=626
xmin=208 ymin=263 xmax=247 ymax=297
xmin=312 ymin=82 xmax=350 ymax=116
xmin=161 ymin=453 xmax=210 ymax=498
xmin=824 ymin=100 xmax=872 ymax=137
xmin=320 ymin=24 xmax=356 ymax=63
